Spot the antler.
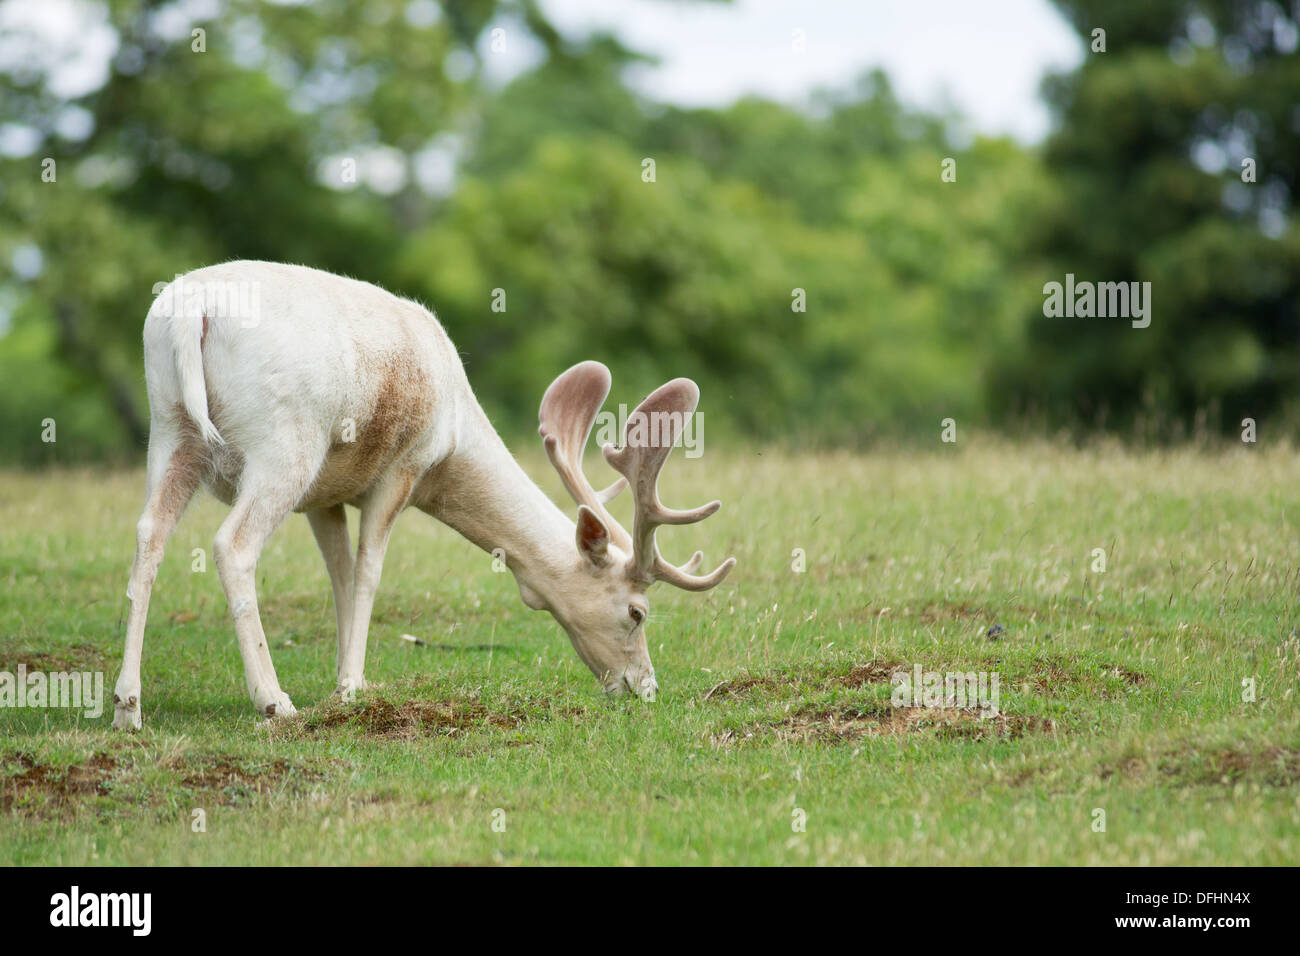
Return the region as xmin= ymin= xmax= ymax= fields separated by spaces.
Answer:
xmin=538 ymin=361 xmax=632 ymax=552
xmin=602 ymin=378 xmax=736 ymax=591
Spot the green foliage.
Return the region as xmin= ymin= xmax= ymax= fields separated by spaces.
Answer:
xmin=399 ymin=136 xmax=812 ymax=435
xmin=0 ymin=318 xmax=130 ymax=465
xmin=994 ymin=0 xmax=1300 ymax=430
xmin=400 ymin=55 xmax=1049 ymax=439
xmin=1 ymin=0 xmax=1293 ymax=461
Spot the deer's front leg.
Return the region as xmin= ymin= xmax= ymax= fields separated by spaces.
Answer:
xmin=307 ymin=505 xmax=355 ymax=678
xmin=335 ymin=472 xmax=416 ymax=699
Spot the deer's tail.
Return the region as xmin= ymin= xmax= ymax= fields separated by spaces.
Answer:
xmin=149 ymin=283 xmax=224 ymax=447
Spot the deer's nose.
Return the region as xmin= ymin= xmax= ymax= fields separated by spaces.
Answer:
xmin=623 ymin=670 xmax=657 ymax=702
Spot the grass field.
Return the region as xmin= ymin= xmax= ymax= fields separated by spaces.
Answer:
xmin=1 ymin=439 xmax=1298 ymax=865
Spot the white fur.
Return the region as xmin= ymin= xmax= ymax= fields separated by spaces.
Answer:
xmin=112 ymin=261 xmax=730 ymax=728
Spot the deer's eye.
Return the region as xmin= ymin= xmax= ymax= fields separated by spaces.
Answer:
xmin=628 ymin=605 xmax=646 ymax=625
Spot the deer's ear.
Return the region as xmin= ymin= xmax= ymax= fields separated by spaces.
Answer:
xmin=575 ymin=505 xmax=611 ymax=567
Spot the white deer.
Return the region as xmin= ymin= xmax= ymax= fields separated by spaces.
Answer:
xmin=112 ymin=261 xmax=734 ymax=729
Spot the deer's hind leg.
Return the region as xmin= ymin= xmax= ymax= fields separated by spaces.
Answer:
xmin=113 ymin=426 xmax=204 ymax=730
xmin=213 ymin=454 xmax=322 ymax=720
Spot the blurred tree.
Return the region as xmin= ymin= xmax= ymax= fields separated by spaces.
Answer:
xmin=398 ymin=68 xmax=1044 ymax=441
xmin=0 ymin=0 xmax=1047 ymax=460
xmin=994 ymin=0 xmax=1300 ymax=434
xmin=0 ymin=0 xmax=498 ymax=456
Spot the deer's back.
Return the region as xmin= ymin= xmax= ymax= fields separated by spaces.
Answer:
xmin=148 ymin=261 xmax=463 ymax=509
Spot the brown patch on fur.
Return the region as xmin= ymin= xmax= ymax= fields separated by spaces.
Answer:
xmin=353 ymin=349 xmax=434 ymax=466
xmin=189 ymin=394 xmax=244 ymax=505
xmin=303 ymin=345 xmax=435 ymax=509
xmin=151 ymin=444 xmax=204 ymax=535
xmin=200 ymin=312 xmax=208 ymax=350
xmin=381 ymin=472 xmax=418 ymax=530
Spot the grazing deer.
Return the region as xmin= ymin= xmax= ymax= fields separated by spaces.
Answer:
xmin=112 ymin=261 xmax=734 ymax=729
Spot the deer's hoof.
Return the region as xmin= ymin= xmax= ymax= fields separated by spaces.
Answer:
xmin=111 ymin=693 xmax=143 ymax=731
xmin=333 ymin=676 xmax=367 ymax=702
xmin=258 ymin=691 xmax=297 ymax=721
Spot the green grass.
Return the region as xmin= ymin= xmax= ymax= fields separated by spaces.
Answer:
xmin=1 ymin=439 xmax=1298 ymax=865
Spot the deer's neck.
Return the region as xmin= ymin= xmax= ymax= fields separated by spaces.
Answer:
xmin=414 ymin=407 xmax=574 ymax=604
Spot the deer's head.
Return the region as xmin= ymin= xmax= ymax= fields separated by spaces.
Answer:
xmin=536 ymin=361 xmax=735 ymax=701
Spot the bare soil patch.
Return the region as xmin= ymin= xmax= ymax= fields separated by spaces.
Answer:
xmin=174 ymin=755 xmax=328 ymax=805
xmin=0 ymin=751 xmax=118 ymax=816
xmin=779 ymin=703 xmax=1054 ymax=743
xmin=1104 ymin=664 xmax=1148 ymax=687
xmin=702 ymin=675 xmax=783 ymax=701
xmin=0 ymin=643 xmax=109 ymax=673
xmin=1103 ymin=746 xmax=1300 ymax=787
xmin=1 ymin=749 xmax=334 ymax=817
xmin=715 ymin=702 xmax=1056 ymax=747
xmin=702 ymin=660 xmax=906 ymax=702
xmin=304 ymin=698 xmax=529 ymax=740
xmin=833 ymin=661 xmax=907 ymax=687
xmin=1026 ymin=657 xmax=1149 ymax=698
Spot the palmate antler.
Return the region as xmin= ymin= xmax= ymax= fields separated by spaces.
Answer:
xmin=538 ymin=361 xmax=632 ymax=553
xmin=603 ymin=379 xmax=736 ymax=589
xmin=538 ymin=362 xmax=735 ymax=591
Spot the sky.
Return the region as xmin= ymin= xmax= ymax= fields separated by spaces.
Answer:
xmin=1 ymin=0 xmax=1084 ymax=148
xmin=526 ymin=0 xmax=1085 ymax=142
